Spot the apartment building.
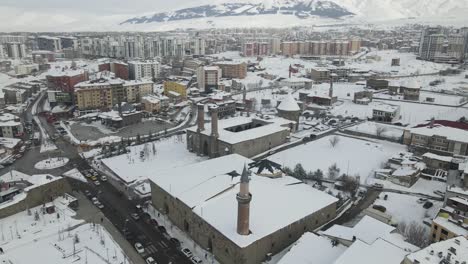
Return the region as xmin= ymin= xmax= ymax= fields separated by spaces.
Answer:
xmin=197 ymin=66 xmax=222 ymax=93
xmin=403 ymin=124 xmax=468 ymax=156
xmin=123 ymin=80 xmax=153 ymax=103
xmin=37 ymin=36 xmax=62 ymax=51
xmin=430 ymin=196 xmax=468 ymax=242
xmin=98 ymin=61 xmax=129 ymax=80
xmin=214 ymin=62 xmax=247 ymax=79
xmin=46 ymin=69 xmax=89 ymax=93
xmin=128 ymin=60 xmax=160 ymax=80
xmin=4 ymin=42 xmax=27 ymax=59
xmin=372 ymin=103 xmax=401 ymax=123
xmin=164 ymin=79 xmax=189 ymax=99
xmin=419 ymin=27 xmax=465 ymax=62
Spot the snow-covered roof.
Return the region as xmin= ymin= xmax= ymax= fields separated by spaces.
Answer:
xmin=277 ymin=233 xmax=346 ymax=264
xmin=0 ymin=170 xmax=30 ymax=183
xmin=277 ymin=93 xmax=300 ymax=112
xmin=187 ymin=115 xmax=293 ymax=145
xmin=392 ymin=167 xmax=418 ymax=177
xmin=0 ymin=137 xmax=21 ymax=149
xmin=373 ymin=103 xmax=400 ymax=113
xmin=405 ymin=236 xmax=468 ymax=264
xmin=410 ymin=125 xmax=468 ymax=143
xmin=322 ymin=215 xmax=395 ymax=245
xmin=150 ymin=154 xmax=337 ymax=248
xmin=142 ymin=95 xmax=161 ymax=104
xmin=432 ymin=216 xmax=468 ymax=236
xmin=333 ymin=238 xmax=408 ymax=264
xmin=46 ymin=68 xmax=86 ymax=77
xmin=402 ymin=79 xmax=421 ymax=89
xmin=422 ymin=152 xmax=453 ymax=163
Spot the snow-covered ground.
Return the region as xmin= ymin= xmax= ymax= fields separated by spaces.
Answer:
xmin=0 ymin=196 xmax=127 ymax=264
xmin=374 ymin=91 xmax=465 ymax=106
xmin=372 ymin=192 xmax=443 ymax=225
xmin=269 ymin=135 xmax=406 ymax=183
xmin=34 ymin=157 xmax=69 ymax=170
xmin=345 ymin=121 xmax=404 ymax=140
xmin=368 ymin=177 xmax=447 ymax=196
xmin=100 ymin=135 xmax=206 ymax=184
xmin=63 ymin=168 xmax=87 ymax=182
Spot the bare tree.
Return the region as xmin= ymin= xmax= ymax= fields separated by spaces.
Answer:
xmin=376 ymin=126 xmax=388 ymax=138
xmin=328 ymin=163 xmax=340 ymax=180
xmin=329 ymin=136 xmax=340 ymax=148
xmin=397 ymin=221 xmax=430 ymax=248
xmin=341 ymin=175 xmax=360 ymax=196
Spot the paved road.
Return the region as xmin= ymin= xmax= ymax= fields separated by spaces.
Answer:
xmin=70 ymin=167 xmax=193 ymax=264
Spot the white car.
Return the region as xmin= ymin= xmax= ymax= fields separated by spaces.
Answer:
xmin=100 ymin=176 xmax=107 ymax=182
xmin=181 ymin=248 xmax=193 ymax=258
xmin=191 ymin=256 xmax=202 ymax=264
xmin=146 ymin=257 xmax=157 ymax=264
xmin=134 ymin=242 xmax=145 ymax=254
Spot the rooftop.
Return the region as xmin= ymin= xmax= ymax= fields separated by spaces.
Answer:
xmin=405 ymin=236 xmax=468 ymax=264
xmin=187 ymin=115 xmax=294 ymax=145
xmin=277 ymin=93 xmax=300 ymax=112
xmin=410 ymin=125 xmax=468 ymax=143
xmin=373 ymin=103 xmax=400 ymax=113
xmin=333 ymin=238 xmax=409 ymax=264
xmin=149 ymin=154 xmax=338 ymax=248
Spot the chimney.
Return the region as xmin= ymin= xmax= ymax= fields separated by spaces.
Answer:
xmin=197 ymin=103 xmax=205 ymax=132
xmin=237 ymin=165 xmax=252 ymax=236
xmin=430 ymin=117 xmax=435 ymax=128
xmin=211 ymin=105 xmax=219 ymax=138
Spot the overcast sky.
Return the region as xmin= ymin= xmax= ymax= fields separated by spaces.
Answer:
xmin=0 ymin=0 xmax=207 ymax=14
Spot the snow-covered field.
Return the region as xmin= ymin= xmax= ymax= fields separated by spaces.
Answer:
xmin=345 ymin=121 xmax=404 ymax=140
xmin=101 ymin=135 xmax=206 ymax=184
xmin=34 ymin=157 xmax=69 ymax=170
xmin=0 ymin=196 xmax=126 ymax=264
xmin=372 ymin=192 xmax=443 ymax=225
xmin=331 ymin=100 xmax=468 ymax=126
xmin=368 ymin=177 xmax=447 ymax=196
xmin=269 ymin=135 xmax=406 ymax=183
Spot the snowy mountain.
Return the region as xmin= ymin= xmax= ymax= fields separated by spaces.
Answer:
xmin=121 ymin=0 xmax=353 ymax=25
xmin=121 ymin=0 xmax=468 ymax=26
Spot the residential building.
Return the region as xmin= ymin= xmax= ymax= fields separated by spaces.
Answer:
xmin=37 ymin=36 xmax=62 ymax=51
xmin=74 ymin=79 xmax=125 ymax=110
xmin=403 ymin=124 xmax=468 ymax=156
xmin=242 ymin=42 xmax=270 ymax=57
xmin=430 ymin=197 xmax=468 ymax=242
xmin=141 ymin=95 xmax=161 ymax=113
xmin=14 ymin=64 xmax=39 ymax=76
xmin=59 ymin=36 xmax=78 ymax=50
xmin=123 ymin=80 xmax=153 ymax=103
xmin=214 ymin=62 xmax=247 ymax=79
xmin=353 ymin=90 xmax=373 ymax=105
xmin=0 ymin=113 xmax=23 ymax=138
xmin=164 ymin=79 xmax=189 ymax=99
xmin=98 ymin=61 xmax=129 ymax=80
xmin=366 ymin=79 xmax=389 ymax=90
xmin=0 ymin=44 xmax=4 ymax=59
xmin=46 ymin=68 xmax=89 ymax=93
xmin=419 ymin=27 xmax=465 ymax=62
xmin=0 ymin=35 xmax=26 ymax=44
xmin=403 ymin=236 xmax=468 ymax=264
xmin=4 ymin=42 xmax=27 ymax=59
xmin=32 ymin=50 xmax=56 ymax=63
xmin=197 ymin=66 xmax=222 ymax=93
xmin=308 ymin=68 xmax=330 ymax=82
xmin=149 ymin=155 xmax=337 ymax=264
xmin=372 ymin=103 xmax=400 ymax=123
xmin=400 ymin=80 xmax=421 ymax=101
xmin=128 ymin=60 xmax=160 ymax=80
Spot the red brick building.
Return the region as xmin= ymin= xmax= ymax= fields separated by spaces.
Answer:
xmin=46 ymin=70 xmax=89 ymax=93
xmin=98 ymin=62 xmax=129 ymax=80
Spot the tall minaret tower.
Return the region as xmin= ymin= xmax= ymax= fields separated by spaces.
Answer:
xmin=237 ymin=165 xmax=252 ymax=236
xmin=329 ymin=76 xmax=334 ymax=98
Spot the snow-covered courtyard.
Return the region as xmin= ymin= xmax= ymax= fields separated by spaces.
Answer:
xmin=34 ymin=157 xmax=69 ymax=170
xmin=100 ymin=135 xmax=206 ymax=184
xmin=269 ymin=135 xmax=406 ymax=183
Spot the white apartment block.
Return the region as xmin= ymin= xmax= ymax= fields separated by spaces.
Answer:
xmin=5 ymin=42 xmax=27 ymax=59
xmin=197 ymin=66 xmax=221 ymax=93
xmin=128 ymin=61 xmax=160 ymax=80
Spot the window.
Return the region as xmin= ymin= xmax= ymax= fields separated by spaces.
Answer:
xmin=441 ymin=229 xmax=449 ymax=236
xmin=434 ymin=225 xmax=438 ymax=230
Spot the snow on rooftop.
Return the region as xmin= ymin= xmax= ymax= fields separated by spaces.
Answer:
xmin=373 ymin=103 xmax=400 ymax=113
xmin=0 ymin=137 xmax=22 ymax=149
xmin=277 ymin=92 xmax=300 ymax=112
xmin=150 ymin=154 xmax=337 ymax=248
xmin=402 ymin=79 xmax=421 ymax=89
xmin=101 ymin=135 xmax=206 ymax=184
xmin=322 ymin=215 xmax=395 ymax=245
xmin=0 ymin=169 xmax=30 ymax=183
xmin=333 ymin=238 xmax=408 ymax=264
xmin=432 ymin=216 xmax=468 ymax=236
xmin=410 ymin=125 xmax=468 ymax=143
xmin=422 ymin=152 xmax=453 ymax=163
xmin=187 ymin=115 xmax=293 ymax=145
xmin=405 ymin=236 xmax=468 ymax=264
xmin=277 ymin=233 xmax=346 ymax=264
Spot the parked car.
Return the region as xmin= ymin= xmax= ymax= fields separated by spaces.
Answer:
xmin=100 ymin=176 xmax=107 ymax=182
xmin=158 ymin=225 xmax=167 ymax=234
xmin=146 ymin=257 xmax=157 ymax=264
xmin=372 ymin=183 xmax=384 ymax=189
xmin=131 ymin=213 xmax=140 ymax=221
xmin=96 ymin=202 xmax=104 ymax=209
xmin=434 ymin=190 xmax=445 ymax=196
xmin=170 ymin=237 xmax=181 ymax=248
xmin=372 ymin=205 xmax=387 ymax=213
xmin=84 ymin=190 xmax=92 ymax=197
xmin=191 ymin=256 xmax=203 ymax=264
xmin=90 ymin=175 xmax=98 ymax=181
xmin=417 ymin=198 xmax=428 ymax=204
xmin=181 ymin=248 xmax=193 ymax=258
xmin=94 ymin=180 xmax=101 ymax=186
xmin=134 ymin=242 xmax=145 ymax=254
xmin=423 ymin=201 xmax=433 ymax=209
xmin=150 ymin=219 xmax=159 ymax=226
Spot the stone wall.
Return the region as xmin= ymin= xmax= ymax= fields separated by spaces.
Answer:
xmin=151 ymin=181 xmax=336 ymax=264
xmin=0 ymin=177 xmax=72 ymax=218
